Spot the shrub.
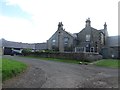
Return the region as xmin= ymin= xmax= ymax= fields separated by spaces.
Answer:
xmin=22 ymin=48 xmax=33 ymax=56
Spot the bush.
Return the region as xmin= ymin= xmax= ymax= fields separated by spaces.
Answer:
xmin=22 ymin=48 xmax=33 ymax=56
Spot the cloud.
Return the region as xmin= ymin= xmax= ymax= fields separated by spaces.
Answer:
xmin=0 ymin=16 xmax=35 ymax=42
xmin=0 ymin=0 xmax=119 ymax=43
xmin=1 ymin=1 xmax=31 ymax=20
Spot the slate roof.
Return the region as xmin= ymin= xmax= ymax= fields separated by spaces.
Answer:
xmin=35 ymin=43 xmax=47 ymax=50
xmin=1 ymin=39 xmax=47 ymax=50
xmin=107 ymin=36 xmax=120 ymax=47
xmin=2 ymin=39 xmax=35 ymax=49
xmin=99 ymin=29 xmax=105 ymax=33
xmin=71 ymin=33 xmax=77 ymax=38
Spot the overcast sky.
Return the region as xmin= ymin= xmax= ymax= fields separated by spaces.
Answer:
xmin=0 ymin=0 xmax=119 ymax=43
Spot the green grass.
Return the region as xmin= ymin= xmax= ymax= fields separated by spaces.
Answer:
xmin=1 ymin=58 xmax=27 ymax=81
xmin=24 ymin=56 xmax=89 ymax=64
xmin=23 ymin=56 xmax=120 ymax=68
xmin=40 ymin=57 xmax=81 ymax=64
xmin=94 ymin=59 xmax=120 ymax=68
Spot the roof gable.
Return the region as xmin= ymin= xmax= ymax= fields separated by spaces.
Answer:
xmin=78 ymin=27 xmax=98 ymax=35
xmin=48 ymin=29 xmax=75 ymax=41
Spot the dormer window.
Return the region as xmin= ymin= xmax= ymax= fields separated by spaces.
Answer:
xmin=86 ymin=35 xmax=90 ymax=41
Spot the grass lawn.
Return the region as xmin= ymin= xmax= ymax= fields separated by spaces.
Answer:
xmin=1 ymin=58 xmax=27 ymax=81
xmin=94 ymin=59 xmax=120 ymax=68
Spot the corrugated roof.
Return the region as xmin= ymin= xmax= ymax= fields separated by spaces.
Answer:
xmin=2 ymin=39 xmax=35 ymax=49
xmin=35 ymin=43 xmax=47 ymax=50
xmin=1 ymin=39 xmax=47 ymax=50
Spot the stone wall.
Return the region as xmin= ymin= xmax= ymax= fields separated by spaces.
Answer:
xmin=30 ymin=52 xmax=103 ymax=62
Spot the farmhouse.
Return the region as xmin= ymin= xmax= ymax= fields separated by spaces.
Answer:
xmin=47 ymin=18 xmax=119 ymax=58
xmin=1 ymin=18 xmax=119 ymax=58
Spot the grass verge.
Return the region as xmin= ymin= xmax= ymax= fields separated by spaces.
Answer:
xmin=24 ymin=56 xmax=120 ymax=68
xmin=40 ymin=57 xmax=81 ymax=64
xmin=94 ymin=59 xmax=120 ymax=68
xmin=23 ymin=56 xmax=89 ymax=64
xmin=1 ymin=58 xmax=27 ymax=81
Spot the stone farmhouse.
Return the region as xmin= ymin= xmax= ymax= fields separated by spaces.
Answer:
xmin=47 ymin=18 xmax=108 ymax=53
xmin=47 ymin=18 xmax=119 ymax=58
xmin=1 ymin=18 xmax=119 ymax=58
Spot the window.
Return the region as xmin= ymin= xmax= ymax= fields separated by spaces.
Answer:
xmin=52 ymin=39 xmax=56 ymax=45
xmin=52 ymin=39 xmax=56 ymax=43
xmin=64 ymin=37 xmax=69 ymax=44
xmin=75 ymin=47 xmax=84 ymax=52
xmin=86 ymin=44 xmax=89 ymax=47
xmin=86 ymin=35 xmax=90 ymax=41
xmin=64 ymin=37 xmax=69 ymax=42
xmin=86 ymin=44 xmax=90 ymax=52
xmin=90 ymin=47 xmax=94 ymax=52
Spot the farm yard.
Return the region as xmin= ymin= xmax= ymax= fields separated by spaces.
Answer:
xmin=2 ymin=55 xmax=119 ymax=88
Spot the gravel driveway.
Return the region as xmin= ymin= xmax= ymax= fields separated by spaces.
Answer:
xmin=2 ymin=55 xmax=119 ymax=88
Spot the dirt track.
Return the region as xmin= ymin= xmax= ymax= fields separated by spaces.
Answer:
xmin=2 ymin=55 xmax=119 ymax=88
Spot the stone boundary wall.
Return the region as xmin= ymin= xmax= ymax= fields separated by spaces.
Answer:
xmin=29 ymin=52 xmax=103 ymax=62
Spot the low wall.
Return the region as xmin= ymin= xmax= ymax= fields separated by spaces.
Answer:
xmin=27 ymin=52 xmax=103 ymax=62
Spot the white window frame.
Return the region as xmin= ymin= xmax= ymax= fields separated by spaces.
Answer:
xmin=52 ymin=39 xmax=56 ymax=46
xmin=86 ymin=34 xmax=90 ymax=41
xmin=52 ymin=39 xmax=56 ymax=43
xmin=64 ymin=37 xmax=69 ymax=45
